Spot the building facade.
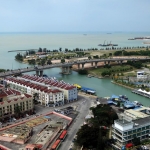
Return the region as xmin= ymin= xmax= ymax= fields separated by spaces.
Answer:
xmin=18 ymin=75 xmax=77 ymax=103
xmin=112 ymin=117 xmax=150 ymax=148
xmin=0 ymin=84 xmax=33 ymax=120
xmin=5 ymin=77 xmax=65 ymax=106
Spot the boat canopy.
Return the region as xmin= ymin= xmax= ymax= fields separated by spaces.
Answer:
xmin=111 ymin=95 xmax=119 ymax=99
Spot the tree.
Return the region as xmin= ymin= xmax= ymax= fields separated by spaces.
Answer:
xmin=76 ymin=104 xmax=118 ymax=149
xmin=61 ymin=59 xmax=65 ymax=63
xmin=78 ymin=69 xmax=88 ymax=75
xmin=47 ymin=59 xmax=52 ymax=65
xmin=38 ymin=47 xmax=42 ymax=52
xmin=132 ymin=137 xmax=140 ymax=146
xmin=76 ymin=124 xmax=99 ymax=149
xmin=33 ymin=93 xmax=39 ymax=104
xmin=14 ymin=105 xmax=21 ymax=118
xmin=15 ymin=53 xmax=23 ymax=61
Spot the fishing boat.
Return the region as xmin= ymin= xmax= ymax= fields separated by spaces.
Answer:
xmin=81 ymin=86 xmax=96 ymax=95
xmin=98 ymin=41 xmax=118 ymax=46
xmin=123 ymin=101 xmax=135 ymax=109
xmin=73 ymin=84 xmax=81 ymax=89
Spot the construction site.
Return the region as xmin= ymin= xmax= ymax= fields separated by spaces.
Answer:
xmin=0 ymin=111 xmax=73 ymax=150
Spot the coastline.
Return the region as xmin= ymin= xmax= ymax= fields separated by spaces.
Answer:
xmin=111 ymin=80 xmax=135 ymax=90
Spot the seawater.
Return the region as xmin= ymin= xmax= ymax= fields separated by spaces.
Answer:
xmin=0 ymin=32 xmax=150 ymax=106
xmin=0 ymin=32 xmax=150 ymax=69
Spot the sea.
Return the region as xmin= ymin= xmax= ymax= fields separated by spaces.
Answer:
xmin=0 ymin=32 xmax=150 ymax=69
xmin=0 ymin=32 xmax=150 ymax=105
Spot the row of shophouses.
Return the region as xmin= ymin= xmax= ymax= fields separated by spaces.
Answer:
xmin=4 ymin=74 xmax=78 ymax=107
xmin=0 ymin=84 xmax=33 ymax=120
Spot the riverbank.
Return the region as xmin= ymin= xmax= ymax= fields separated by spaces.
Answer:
xmin=111 ymin=80 xmax=135 ymax=90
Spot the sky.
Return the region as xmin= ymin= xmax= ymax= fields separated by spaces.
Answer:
xmin=0 ymin=0 xmax=150 ymax=32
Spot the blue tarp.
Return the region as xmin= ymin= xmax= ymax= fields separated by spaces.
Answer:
xmin=81 ymin=86 xmax=96 ymax=94
xmin=111 ymin=95 xmax=119 ymax=99
xmin=124 ymin=101 xmax=135 ymax=108
xmin=44 ymin=116 xmax=51 ymax=119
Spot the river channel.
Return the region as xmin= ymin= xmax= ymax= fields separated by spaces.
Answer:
xmin=29 ymin=68 xmax=150 ymax=107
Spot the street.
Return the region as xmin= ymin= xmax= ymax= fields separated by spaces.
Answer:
xmin=59 ymin=96 xmax=92 ymax=150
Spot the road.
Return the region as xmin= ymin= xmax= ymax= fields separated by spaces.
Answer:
xmin=0 ymin=57 xmax=149 ymax=77
xmin=59 ymin=96 xmax=92 ymax=150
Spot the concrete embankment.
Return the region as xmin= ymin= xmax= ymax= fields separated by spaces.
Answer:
xmin=111 ymin=81 xmax=134 ymax=90
xmin=78 ymin=92 xmax=97 ymax=98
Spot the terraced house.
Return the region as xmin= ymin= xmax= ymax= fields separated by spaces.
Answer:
xmin=0 ymin=84 xmax=33 ymax=121
xmin=5 ymin=77 xmax=65 ymax=107
xmin=20 ymin=75 xmax=78 ymax=103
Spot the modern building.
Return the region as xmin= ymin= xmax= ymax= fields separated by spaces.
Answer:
xmin=112 ymin=116 xmax=150 ymax=148
xmin=5 ymin=77 xmax=64 ymax=107
xmin=0 ymin=84 xmax=33 ymax=120
xmin=19 ymin=75 xmax=77 ymax=103
xmin=137 ymin=71 xmax=147 ymax=79
xmin=124 ymin=106 xmax=150 ymax=120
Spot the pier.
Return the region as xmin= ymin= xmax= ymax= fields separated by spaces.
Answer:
xmin=132 ymin=89 xmax=150 ymax=98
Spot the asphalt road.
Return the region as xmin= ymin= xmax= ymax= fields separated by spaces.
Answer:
xmin=59 ymin=96 xmax=92 ymax=150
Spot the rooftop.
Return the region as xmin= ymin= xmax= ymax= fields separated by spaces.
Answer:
xmin=5 ymin=77 xmax=63 ymax=94
xmin=20 ymin=74 xmax=76 ymax=90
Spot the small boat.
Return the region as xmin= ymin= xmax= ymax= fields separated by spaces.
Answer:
xmin=128 ymin=38 xmax=135 ymax=40
xmin=73 ymin=84 xmax=81 ymax=89
xmin=87 ymin=74 xmax=93 ymax=78
xmin=133 ymin=101 xmax=143 ymax=106
xmin=123 ymin=101 xmax=135 ymax=109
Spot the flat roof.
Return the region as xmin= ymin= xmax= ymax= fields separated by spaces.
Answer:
xmin=115 ymin=119 xmax=132 ymax=126
xmin=133 ymin=116 xmax=150 ymax=126
xmin=125 ymin=109 xmax=149 ymax=119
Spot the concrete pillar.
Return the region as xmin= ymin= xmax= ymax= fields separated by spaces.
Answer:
xmin=61 ymin=67 xmax=65 ymax=73
xmin=82 ymin=63 xmax=84 ymax=70
xmin=78 ymin=64 xmax=80 ymax=69
xmin=91 ymin=62 xmax=93 ymax=66
xmin=36 ymin=70 xmax=39 ymax=76
xmin=40 ymin=70 xmax=43 ymax=77
xmin=67 ymin=66 xmax=71 ymax=74
xmin=95 ymin=62 xmax=98 ymax=68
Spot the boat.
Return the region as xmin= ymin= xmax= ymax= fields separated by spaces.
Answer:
xmin=73 ymin=84 xmax=81 ymax=89
xmin=81 ymin=86 xmax=96 ymax=95
xmin=133 ymin=101 xmax=143 ymax=107
xmin=143 ymin=41 xmax=150 ymax=44
xmin=87 ymin=74 xmax=94 ymax=78
xmin=134 ymin=37 xmax=150 ymax=40
xmin=123 ymin=101 xmax=135 ymax=109
xmin=98 ymin=41 xmax=118 ymax=47
xmin=98 ymin=40 xmax=108 ymax=46
xmin=128 ymin=38 xmax=135 ymax=40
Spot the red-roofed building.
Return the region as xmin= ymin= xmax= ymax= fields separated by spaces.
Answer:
xmin=20 ymin=75 xmax=78 ymax=103
xmin=0 ymin=86 xmax=33 ymax=120
xmin=5 ymin=77 xmax=65 ymax=107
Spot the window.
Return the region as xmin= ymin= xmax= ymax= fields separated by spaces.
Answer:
xmin=133 ymin=129 xmax=136 ymax=133
xmin=137 ymin=133 xmax=140 ymax=136
xmin=128 ymin=131 xmax=132 ymax=135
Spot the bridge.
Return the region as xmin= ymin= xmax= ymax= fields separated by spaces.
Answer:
xmin=0 ymin=57 xmax=149 ymax=78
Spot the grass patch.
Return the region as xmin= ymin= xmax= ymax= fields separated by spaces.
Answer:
xmin=88 ymin=65 xmax=134 ymax=76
